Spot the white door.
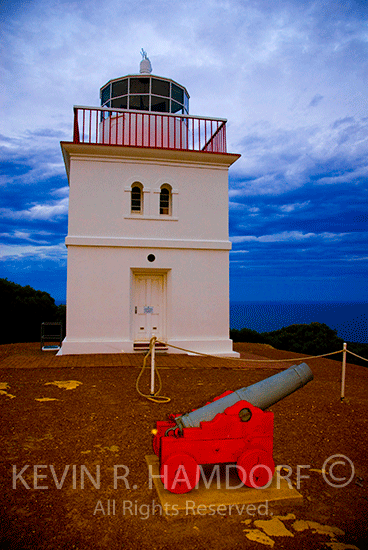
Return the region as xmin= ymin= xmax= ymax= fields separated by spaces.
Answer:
xmin=133 ymin=274 xmax=165 ymax=342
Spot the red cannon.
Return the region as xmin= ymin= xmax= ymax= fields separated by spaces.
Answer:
xmin=152 ymin=363 xmax=313 ymax=494
xmin=153 ymin=395 xmax=274 ymax=494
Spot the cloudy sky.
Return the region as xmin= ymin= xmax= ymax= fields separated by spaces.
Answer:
xmin=1 ymin=0 xmax=368 ymax=304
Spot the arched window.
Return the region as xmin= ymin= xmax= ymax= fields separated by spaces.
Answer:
xmin=160 ymin=184 xmax=171 ymax=215
xmin=131 ymin=183 xmax=143 ymax=213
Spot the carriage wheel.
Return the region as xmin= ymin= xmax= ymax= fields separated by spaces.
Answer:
xmin=160 ymin=453 xmax=200 ymax=494
xmin=237 ymin=449 xmax=274 ymax=488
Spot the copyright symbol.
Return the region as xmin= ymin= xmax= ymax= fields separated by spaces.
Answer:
xmin=322 ymin=454 xmax=355 ymax=488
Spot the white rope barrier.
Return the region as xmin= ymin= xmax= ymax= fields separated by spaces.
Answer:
xmin=156 ymin=339 xmax=346 ymax=363
xmin=342 ymin=346 xmax=368 ymax=401
xmin=137 ymin=338 xmax=367 ymax=404
xmin=157 ymin=339 xmax=368 ymax=364
xmin=346 ymin=349 xmax=368 ymax=362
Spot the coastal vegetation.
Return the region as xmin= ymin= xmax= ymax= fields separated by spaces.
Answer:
xmin=0 ymin=278 xmax=65 ymax=345
xmin=230 ymin=323 xmax=368 ymax=367
xmin=1 ymin=278 xmax=367 ymax=366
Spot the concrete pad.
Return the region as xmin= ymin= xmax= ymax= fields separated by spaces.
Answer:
xmin=145 ymin=455 xmax=303 ymax=517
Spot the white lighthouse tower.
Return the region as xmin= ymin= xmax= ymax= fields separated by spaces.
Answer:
xmin=58 ymin=53 xmax=240 ymax=356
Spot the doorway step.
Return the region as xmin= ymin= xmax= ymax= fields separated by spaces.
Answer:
xmin=133 ymin=341 xmax=168 ymax=353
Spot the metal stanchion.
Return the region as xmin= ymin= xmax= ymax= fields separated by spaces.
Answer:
xmin=341 ymin=342 xmax=347 ymax=402
xmin=150 ymin=335 xmax=156 ymax=396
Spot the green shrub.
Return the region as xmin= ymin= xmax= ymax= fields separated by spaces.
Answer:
xmin=0 ymin=278 xmax=60 ymax=344
xmin=231 ymin=320 xmax=368 ymax=367
xmin=263 ymin=322 xmax=343 ymax=356
xmin=230 ymin=327 xmax=266 ymax=343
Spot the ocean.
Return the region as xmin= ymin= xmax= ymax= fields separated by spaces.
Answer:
xmin=230 ymin=302 xmax=368 ymax=344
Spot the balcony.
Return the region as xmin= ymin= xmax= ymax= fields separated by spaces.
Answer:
xmin=72 ymin=106 xmax=227 ymax=154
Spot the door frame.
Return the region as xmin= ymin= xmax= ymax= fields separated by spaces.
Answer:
xmin=131 ymin=268 xmax=169 ymax=344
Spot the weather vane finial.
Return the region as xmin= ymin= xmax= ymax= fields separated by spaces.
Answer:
xmin=139 ymin=49 xmax=152 ymax=74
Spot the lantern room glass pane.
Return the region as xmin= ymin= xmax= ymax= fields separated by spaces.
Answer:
xmin=152 ymin=78 xmax=170 ymax=97
xmin=151 ymin=96 xmax=169 ymax=112
xmin=171 ymin=101 xmax=184 ymax=114
xmin=171 ymin=83 xmax=184 ymax=104
xmin=184 ymin=93 xmax=189 ymax=113
xmin=112 ymin=79 xmax=128 ymax=97
xmin=130 ymin=78 xmax=150 ymax=94
xmin=101 ymin=85 xmax=110 ymax=104
xmin=129 ymin=95 xmax=149 ymax=111
xmin=111 ymin=97 xmax=127 ymax=109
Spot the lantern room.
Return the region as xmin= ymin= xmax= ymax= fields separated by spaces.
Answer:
xmin=100 ymin=50 xmax=189 ymax=115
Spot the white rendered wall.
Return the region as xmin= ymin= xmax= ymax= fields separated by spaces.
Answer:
xmin=66 ymin=152 xmax=230 ymax=241
xmin=59 ymin=144 xmax=240 ymax=356
xmin=60 ymin=245 xmax=234 ymax=355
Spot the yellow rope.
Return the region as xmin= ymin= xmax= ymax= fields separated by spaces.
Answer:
xmin=346 ymin=349 xmax=368 ymax=362
xmin=136 ymin=339 xmax=367 ymax=404
xmin=156 ymin=339 xmax=346 ymax=363
xmin=135 ymin=337 xmax=171 ymax=403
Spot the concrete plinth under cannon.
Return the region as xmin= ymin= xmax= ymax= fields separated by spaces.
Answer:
xmin=146 ymin=455 xmax=303 ymax=517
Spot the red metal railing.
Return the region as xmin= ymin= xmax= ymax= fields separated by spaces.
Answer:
xmin=72 ymin=106 xmax=227 ymax=153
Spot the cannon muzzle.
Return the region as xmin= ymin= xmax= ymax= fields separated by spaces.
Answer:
xmin=175 ymin=362 xmax=313 ymax=430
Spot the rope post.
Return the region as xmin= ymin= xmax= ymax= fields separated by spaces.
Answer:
xmin=341 ymin=342 xmax=347 ymax=402
xmin=150 ymin=335 xmax=156 ymax=396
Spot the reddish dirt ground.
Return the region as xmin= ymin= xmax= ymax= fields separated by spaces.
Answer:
xmin=1 ymin=342 xmax=367 ymax=549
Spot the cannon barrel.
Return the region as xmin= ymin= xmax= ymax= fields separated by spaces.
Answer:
xmin=175 ymin=362 xmax=313 ymax=430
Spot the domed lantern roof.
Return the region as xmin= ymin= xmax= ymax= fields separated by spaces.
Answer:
xmin=139 ymin=49 xmax=152 ymax=74
xmin=100 ymin=51 xmax=189 ymax=115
